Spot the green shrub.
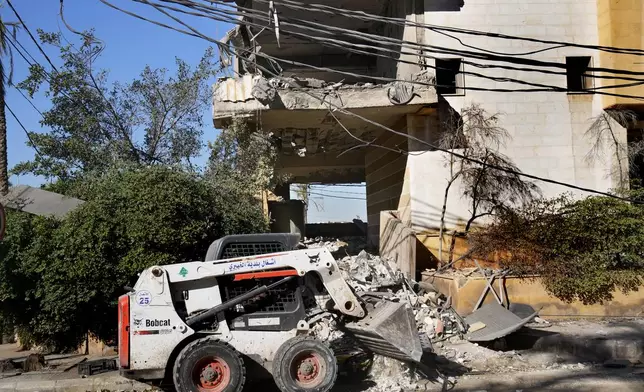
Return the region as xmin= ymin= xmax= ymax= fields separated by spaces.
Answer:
xmin=472 ymin=193 xmax=644 ymax=304
xmin=0 ymin=166 xmax=267 ymax=351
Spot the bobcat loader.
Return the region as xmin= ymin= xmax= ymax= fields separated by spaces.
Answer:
xmin=118 ymin=234 xmax=429 ymax=392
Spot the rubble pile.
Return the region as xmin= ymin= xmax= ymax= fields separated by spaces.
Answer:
xmin=300 ymin=236 xmax=368 ymax=256
xmin=337 ymin=250 xmax=400 ymax=291
xmin=299 ymin=237 xmax=619 ymax=387
xmin=365 ymin=355 xmax=418 ymax=392
xmin=301 ymin=238 xmax=467 ymax=390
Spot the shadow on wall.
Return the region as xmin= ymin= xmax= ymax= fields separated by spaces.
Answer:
xmin=425 ymin=0 xmax=465 ymax=12
xmin=410 ymin=196 xmax=472 ymax=231
xmin=380 ymin=210 xmax=440 ymax=280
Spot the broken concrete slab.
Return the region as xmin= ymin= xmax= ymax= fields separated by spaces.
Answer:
xmin=213 ymin=74 xmax=437 ymax=128
xmin=465 ymin=303 xmax=538 ymax=342
xmin=0 ymin=186 xmax=84 ymax=219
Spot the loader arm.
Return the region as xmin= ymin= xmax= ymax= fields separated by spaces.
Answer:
xmin=147 ymin=248 xmax=365 ymax=319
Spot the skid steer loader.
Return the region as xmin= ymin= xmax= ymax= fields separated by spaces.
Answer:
xmin=118 ymin=234 xmax=428 ymax=392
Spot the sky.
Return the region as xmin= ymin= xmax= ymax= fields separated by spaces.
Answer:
xmin=4 ymin=0 xmax=367 ymax=223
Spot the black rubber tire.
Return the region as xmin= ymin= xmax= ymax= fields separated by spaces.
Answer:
xmin=173 ymin=337 xmax=246 ymax=392
xmin=272 ymin=336 xmax=338 ymax=392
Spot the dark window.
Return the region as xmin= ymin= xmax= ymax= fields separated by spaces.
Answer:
xmin=566 ymin=56 xmax=593 ymax=93
xmin=436 ymin=58 xmax=462 ymax=95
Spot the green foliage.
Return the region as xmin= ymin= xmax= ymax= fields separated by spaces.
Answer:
xmin=13 ymin=30 xmax=218 ymax=179
xmin=473 ymin=193 xmax=644 ymax=304
xmin=3 ymin=30 xmax=275 ymax=352
xmin=0 ymin=166 xmax=267 ymax=351
xmin=206 ymin=117 xmax=285 ymax=196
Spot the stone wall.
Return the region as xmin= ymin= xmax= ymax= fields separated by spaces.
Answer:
xmin=426 ymin=272 xmax=644 ymax=318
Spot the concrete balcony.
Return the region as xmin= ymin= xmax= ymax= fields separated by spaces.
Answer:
xmin=212 ymin=73 xmax=438 ymax=184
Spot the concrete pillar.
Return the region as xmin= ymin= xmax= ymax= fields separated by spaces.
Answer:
xmin=364 ymin=129 xmax=409 ymax=247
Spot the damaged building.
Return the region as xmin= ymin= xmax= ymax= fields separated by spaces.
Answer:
xmin=213 ymin=0 xmax=644 ymax=279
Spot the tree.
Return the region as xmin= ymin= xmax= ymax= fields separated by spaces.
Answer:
xmin=206 ymin=117 xmax=286 ymax=200
xmin=472 ymin=192 xmax=644 ymax=304
xmin=585 ymin=109 xmax=644 ymax=192
xmin=437 ymin=104 xmax=539 ymax=264
xmin=0 ymin=18 xmax=19 ymax=195
xmin=0 ymin=166 xmax=268 ymax=351
xmin=14 ymin=30 xmax=218 ymax=180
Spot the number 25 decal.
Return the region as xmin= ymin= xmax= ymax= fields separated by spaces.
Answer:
xmin=135 ymin=290 xmax=152 ymax=307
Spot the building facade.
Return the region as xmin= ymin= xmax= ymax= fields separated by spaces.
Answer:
xmin=213 ymin=0 xmax=643 ymax=275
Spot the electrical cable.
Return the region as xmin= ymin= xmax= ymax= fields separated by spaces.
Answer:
xmin=5 ymin=102 xmax=45 ymax=160
xmin=307 ymin=191 xmax=366 ymax=200
xmin=59 ymin=0 xmax=108 ymax=56
xmin=160 ymin=0 xmax=644 ymax=85
xmin=236 ymin=0 xmax=644 ymax=57
xmin=4 ymin=34 xmax=157 ymax=164
xmin=193 ymin=0 xmax=644 ymax=84
xmin=306 ymin=187 xmax=366 ymax=196
xmin=6 ymin=0 xmax=59 ymax=72
xmin=143 ymin=0 xmax=644 ymax=100
xmin=10 ymin=82 xmax=45 ymax=117
xmin=106 ymin=1 xmax=644 ymax=205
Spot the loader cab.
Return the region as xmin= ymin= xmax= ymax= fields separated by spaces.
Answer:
xmin=204 ymin=233 xmax=302 ymax=262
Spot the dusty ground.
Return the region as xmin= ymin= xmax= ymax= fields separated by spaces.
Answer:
xmin=1 ymin=320 xmax=644 ymax=391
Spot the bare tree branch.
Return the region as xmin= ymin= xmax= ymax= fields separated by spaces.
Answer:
xmin=585 ymin=109 xmax=639 ymax=192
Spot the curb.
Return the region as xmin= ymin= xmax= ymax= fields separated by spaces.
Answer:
xmin=0 ymin=377 xmax=153 ymax=392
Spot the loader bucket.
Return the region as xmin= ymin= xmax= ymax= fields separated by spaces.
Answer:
xmin=344 ymin=300 xmax=424 ymax=363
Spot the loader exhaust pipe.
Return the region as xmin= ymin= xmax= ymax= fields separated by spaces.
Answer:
xmin=186 ymin=276 xmax=296 ymax=328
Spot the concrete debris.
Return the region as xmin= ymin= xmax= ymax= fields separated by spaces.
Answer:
xmin=303 ymin=237 xmax=466 ymax=337
xmin=301 ymin=237 xmax=345 ymax=253
xmin=300 ymin=236 xmax=368 ymax=256
xmin=364 ymin=355 xmax=418 ymax=392
xmin=310 ymin=317 xmax=344 ymax=343
xmin=251 ymin=77 xmax=277 ymax=104
xmin=337 ymin=250 xmax=401 ymax=291
xmin=0 ymin=359 xmax=16 ymax=373
xmin=262 ymin=74 xmax=433 ymax=92
xmin=301 ymin=239 xmax=621 ymax=386
xmin=22 ymin=354 xmax=46 ymax=372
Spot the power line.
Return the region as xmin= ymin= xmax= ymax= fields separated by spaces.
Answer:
xmin=5 ymin=102 xmax=45 ymax=160
xmin=307 ymin=191 xmax=366 ymax=201
xmin=307 ymin=187 xmax=366 ymax=196
xmin=175 ymin=0 xmax=644 ymax=81
xmin=194 ymin=0 xmax=644 ymax=81
xmin=6 ymin=0 xmax=59 ymax=72
xmin=141 ymin=0 xmax=644 ymax=101
xmin=104 ymin=0 xmax=644 ymax=204
xmin=9 ymin=81 xmax=45 ymax=117
xmin=246 ymin=0 xmax=644 ymax=57
xmin=5 ymin=32 xmax=162 ymax=164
